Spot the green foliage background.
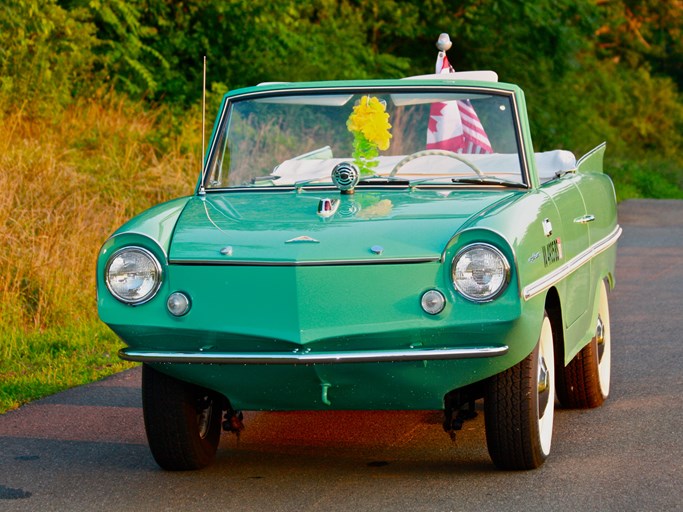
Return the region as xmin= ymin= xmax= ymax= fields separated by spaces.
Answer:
xmin=2 ymin=0 xmax=681 ymax=196
xmin=0 ymin=0 xmax=681 ymax=411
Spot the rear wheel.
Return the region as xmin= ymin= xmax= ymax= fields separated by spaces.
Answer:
xmin=142 ymin=364 xmax=223 ymax=470
xmin=485 ymin=314 xmax=555 ymax=470
xmin=557 ymin=280 xmax=611 ymax=408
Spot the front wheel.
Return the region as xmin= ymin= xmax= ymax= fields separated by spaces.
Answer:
xmin=485 ymin=314 xmax=555 ymax=470
xmin=142 ymin=364 xmax=223 ymax=470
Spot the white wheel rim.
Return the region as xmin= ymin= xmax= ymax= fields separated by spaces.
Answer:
xmin=597 ymin=282 xmax=611 ymax=398
xmin=538 ymin=316 xmax=555 ymax=456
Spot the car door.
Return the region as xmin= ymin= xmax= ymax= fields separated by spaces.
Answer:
xmin=539 ymin=174 xmax=591 ymax=328
xmin=574 ymin=143 xmax=619 ymax=327
xmin=574 ymin=143 xmax=617 ymax=247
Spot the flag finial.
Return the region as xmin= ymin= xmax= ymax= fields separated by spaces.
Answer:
xmin=436 ymin=33 xmax=452 ymax=52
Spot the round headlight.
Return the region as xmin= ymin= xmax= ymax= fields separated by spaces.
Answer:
xmin=452 ymin=243 xmax=509 ymax=302
xmin=105 ymin=247 xmax=162 ymax=305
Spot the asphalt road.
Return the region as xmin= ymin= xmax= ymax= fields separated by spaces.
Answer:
xmin=1 ymin=199 xmax=682 ymax=512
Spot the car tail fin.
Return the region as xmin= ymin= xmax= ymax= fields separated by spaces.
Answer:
xmin=577 ymin=142 xmax=607 ymax=174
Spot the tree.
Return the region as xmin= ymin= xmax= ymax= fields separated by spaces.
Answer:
xmin=0 ymin=0 xmax=98 ymax=113
xmin=595 ymin=0 xmax=683 ymax=87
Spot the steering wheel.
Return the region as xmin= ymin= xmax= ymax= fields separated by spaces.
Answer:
xmin=389 ymin=149 xmax=483 ymax=178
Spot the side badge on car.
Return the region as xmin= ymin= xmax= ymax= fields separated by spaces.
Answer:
xmin=542 ymin=218 xmax=553 ymax=237
xmin=542 ymin=238 xmax=563 ymax=266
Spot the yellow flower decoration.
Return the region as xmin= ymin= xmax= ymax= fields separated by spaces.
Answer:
xmin=347 ymin=96 xmax=392 ymax=150
xmin=346 ymin=96 xmax=392 ymax=176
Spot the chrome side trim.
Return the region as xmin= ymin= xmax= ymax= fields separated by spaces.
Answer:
xmin=523 ymin=225 xmax=622 ymax=301
xmin=168 ymin=256 xmax=441 ymax=267
xmin=119 ymin=345 xmax=509 ymax=365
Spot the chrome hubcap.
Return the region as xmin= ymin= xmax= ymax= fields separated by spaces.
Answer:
xmin=538 ymin=354 xmax=550 ymax=419
xmin=596 ymin=315 xmax=605 ymax=362
xmin=196 ymin=396 xmax=213 ymax=439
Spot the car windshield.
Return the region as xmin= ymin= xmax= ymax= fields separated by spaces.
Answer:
xmin=203 ymin=88 xmax=524 ymax=190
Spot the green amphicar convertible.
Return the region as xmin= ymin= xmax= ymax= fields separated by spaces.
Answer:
xmin=98 ymin=35 xmax=619 ymax=471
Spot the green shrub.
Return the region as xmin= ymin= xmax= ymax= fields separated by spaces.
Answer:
xmin=0 ymin=0 xmax=99 ymax=114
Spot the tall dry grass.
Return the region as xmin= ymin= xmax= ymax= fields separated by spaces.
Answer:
xmin=0 ymin=95 xmax=201 ymax=410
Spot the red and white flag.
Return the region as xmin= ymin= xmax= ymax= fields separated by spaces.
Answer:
xmin=426 ymin=52 xmax=493 ymax=154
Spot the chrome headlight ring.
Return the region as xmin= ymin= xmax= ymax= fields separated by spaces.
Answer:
xmin=105 ymin=246 xmax=163 ymax=305
xmin=451 ymin=243 xmax=510 ymax=303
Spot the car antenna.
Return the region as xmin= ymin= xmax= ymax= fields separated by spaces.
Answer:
xmin=199 ymin=55 xmax=207 ymax=196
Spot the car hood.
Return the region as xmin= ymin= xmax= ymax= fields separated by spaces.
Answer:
xmin=168 ymin=190 xmax=519 ymax=264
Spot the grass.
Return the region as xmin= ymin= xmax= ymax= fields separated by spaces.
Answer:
xmin=0 ymin=95 xmax=199 ymax=414
xmin=0 ymin=322 xmax=136 ymax=412
xmin=0 ymin=91 xmax=681 ymax=415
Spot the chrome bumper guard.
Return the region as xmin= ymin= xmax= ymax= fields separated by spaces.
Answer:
xmin=119 ymin=345 xmax=509 ymax=365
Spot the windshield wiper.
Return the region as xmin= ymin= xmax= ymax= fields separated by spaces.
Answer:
xmin=293 ymin=177 xmax=334 ymax=190
xmin=406 ymin=175 xmax=527 ymax=188
xmin=294 ymin=174 xmax=410 ymax=190
xmin=357 ymin=175 xmax=410 ymax=185
xmin=450 ymin=176 xmax=528 ymax=188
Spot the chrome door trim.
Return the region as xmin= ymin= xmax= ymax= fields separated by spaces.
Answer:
xmin=523 ymin=225 xmax=622 ymax=301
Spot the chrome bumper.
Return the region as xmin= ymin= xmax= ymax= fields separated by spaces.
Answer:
xmin=119 ymin=345 xmax=509 ymax=365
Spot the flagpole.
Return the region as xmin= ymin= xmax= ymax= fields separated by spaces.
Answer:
xmin=427 ymin=33 xmax=493 ymax=154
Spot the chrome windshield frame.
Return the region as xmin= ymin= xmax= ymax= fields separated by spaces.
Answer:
xmin=199 ymin=84 xmax=531 ymax=193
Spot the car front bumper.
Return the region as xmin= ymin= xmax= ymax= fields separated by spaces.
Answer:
xmin=119 ymin=344 xmax=508 ymax=364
